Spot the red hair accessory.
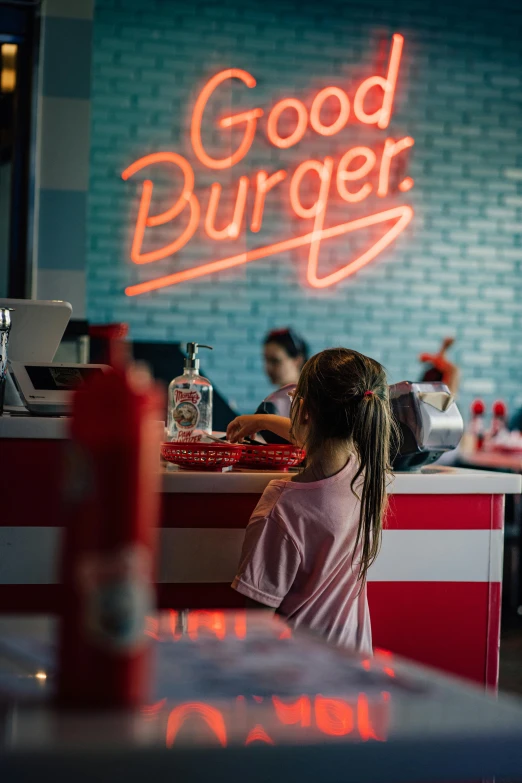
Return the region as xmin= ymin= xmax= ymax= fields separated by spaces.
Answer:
xmin=364 ymin=390 xmax=374 ymax=397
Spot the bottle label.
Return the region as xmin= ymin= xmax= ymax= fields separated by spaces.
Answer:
xmin=172 ymin=388 xmax=207 ymax=441
xmin=77 ymin=545 xmax=153 ymax=653
xmin=173 ymin=389 xmax=201 ymax=431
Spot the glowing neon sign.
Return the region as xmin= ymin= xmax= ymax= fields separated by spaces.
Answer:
xmin=123 ymin=34 xmax=414 ymax=296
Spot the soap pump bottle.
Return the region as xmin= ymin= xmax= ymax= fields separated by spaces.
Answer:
xmin=168 ymin=343 xmax=213 ymax=442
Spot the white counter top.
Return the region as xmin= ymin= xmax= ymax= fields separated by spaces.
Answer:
xmin=0 ymin=414 xmax=68 ymax=439
xmin=161 ymin=465 xmax=522 ymax=495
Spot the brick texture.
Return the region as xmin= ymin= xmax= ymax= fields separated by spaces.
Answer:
xmin=87 ymin=0 xmax=522 ymax=418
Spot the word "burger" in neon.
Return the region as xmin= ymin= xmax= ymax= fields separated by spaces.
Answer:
xmin=123 ymin=33 xmax=414 ymax=296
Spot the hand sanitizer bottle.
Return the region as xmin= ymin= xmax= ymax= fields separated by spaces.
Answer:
xmin=168 ymin=343 xmax=213 ymax=442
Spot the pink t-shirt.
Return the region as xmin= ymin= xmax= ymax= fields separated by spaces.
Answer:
xmin=232 ymin=457 xmax=372 ymax=653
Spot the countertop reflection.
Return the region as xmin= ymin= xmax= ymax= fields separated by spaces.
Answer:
xmin=1 ymin=611 xmax=522 ymax=783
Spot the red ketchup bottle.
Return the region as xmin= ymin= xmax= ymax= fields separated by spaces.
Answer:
xmin=57 ymin=350 xmax=162 ymax=708
xmin=469 ymin=399 xmax=486 ymax=451
xmin=490 ymin=400 xmax=508 ymax=439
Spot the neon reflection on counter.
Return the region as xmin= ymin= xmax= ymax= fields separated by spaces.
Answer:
xmin=146 ymin=611 xmax=392 ymax=747
xmin=165 ymin=609 xmax=291 ymax=641
xmin=123 ymin=34 xmax=414 ymax=296
xmin=165 ymin=693 xmax=390 ymax=747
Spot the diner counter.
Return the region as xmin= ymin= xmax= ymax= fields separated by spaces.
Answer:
xmin=1 ymin=413 xmax=520 ymax=493
xmin=1 ymin=416 xmax=521 ymax=689
xmin=161 ymin=465 xmax=522 ymax=494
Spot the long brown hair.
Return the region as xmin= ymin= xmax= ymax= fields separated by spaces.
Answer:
xmin=290 ymin=348 xmax=398 ymax=583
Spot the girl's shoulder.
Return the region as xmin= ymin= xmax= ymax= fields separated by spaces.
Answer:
xmin=286 ymin=458 xmax=360 ymax=490
xmin=252 ymin=480 xmax=289 ymax=519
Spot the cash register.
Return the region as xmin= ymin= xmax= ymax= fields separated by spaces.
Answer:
xmin=0 ymin=299 xmax=109 ymax=417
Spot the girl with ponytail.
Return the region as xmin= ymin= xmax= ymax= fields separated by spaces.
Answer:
xmin=227 ymin=348 xmax=397 ymax=652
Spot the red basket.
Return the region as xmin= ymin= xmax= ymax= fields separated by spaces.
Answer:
xmin=161 ymin=441 xmax=244 ymax=471
xmin=238 ymin=444 xmax=306 ymax=471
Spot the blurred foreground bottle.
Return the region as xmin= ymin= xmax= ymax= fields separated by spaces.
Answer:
xmin=57 ymin=344 xmax=163 ymax=708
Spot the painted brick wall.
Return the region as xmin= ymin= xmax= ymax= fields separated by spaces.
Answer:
xmin=87 ymin=0 xmax=522 ymax=417
xmin=36 ymin=0 xmax=93 ymax=316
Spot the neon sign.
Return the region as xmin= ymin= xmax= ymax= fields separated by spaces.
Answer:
xmin=123 ymin=34 xmax=414 ymax=296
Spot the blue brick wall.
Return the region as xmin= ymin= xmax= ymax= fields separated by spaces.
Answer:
xmin=87 ymin=0 xmax=522 ymax=418
xmin=37 ymin=0 xmax=93 ymax=316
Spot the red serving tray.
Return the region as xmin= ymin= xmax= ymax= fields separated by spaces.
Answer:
xmin=161 ymin=442 xmax=244 ymax=471
xmin=238 ymin=444 xmax=306 ymax=471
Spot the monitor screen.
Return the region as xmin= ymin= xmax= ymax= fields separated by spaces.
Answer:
xmin=25 ymin=366 xmax=104 ymax=391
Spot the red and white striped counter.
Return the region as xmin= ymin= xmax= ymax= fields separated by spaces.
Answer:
xmin=156 ymin=466 xmax=519 ymax=689
xmin=0 ymin=415 xmax=520 ymax=688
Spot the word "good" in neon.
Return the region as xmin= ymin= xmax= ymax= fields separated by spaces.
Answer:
xmin=123 ymin=34 xmax=414 ymax=295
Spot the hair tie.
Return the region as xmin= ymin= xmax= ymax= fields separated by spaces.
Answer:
xmin=364 ymin=390 xmax=374 ymax=397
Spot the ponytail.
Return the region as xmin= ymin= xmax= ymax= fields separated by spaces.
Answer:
xmin=350 ymin=388 xmax=396 ymax=584
xmin=291 ymin=348 xmax=398 ymax=585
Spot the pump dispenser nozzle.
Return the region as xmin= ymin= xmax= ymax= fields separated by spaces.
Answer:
xmin=184 ymin=343 xmax=213 ymax=371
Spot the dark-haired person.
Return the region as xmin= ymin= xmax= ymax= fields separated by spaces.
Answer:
xmin=257 ymin=328 xmax=309 ymax=439
xmin=263 ymin=328 xmax=309 ymax=389
xmin=227 ymin=348 xmax=395 ymax=652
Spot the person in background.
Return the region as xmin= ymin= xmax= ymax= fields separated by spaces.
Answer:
xmin=263 ymin=328 xmax=309 ymax=389
xmin=419 ymin=336 xmax=460 ymax=395
xmin=226 ymin=348 xmax=397 ymax=652
xmin=257 ymin=328 xmax=310 ymax=440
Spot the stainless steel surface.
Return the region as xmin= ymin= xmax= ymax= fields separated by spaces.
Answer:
xmin=0 ymin=308 xmax=13 ymax=415
xmin=390 ymin=381 xmax=464 ymax=471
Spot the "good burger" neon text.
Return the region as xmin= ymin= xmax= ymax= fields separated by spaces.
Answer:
xmin=123 ymin=33 xmax=414 ymax=296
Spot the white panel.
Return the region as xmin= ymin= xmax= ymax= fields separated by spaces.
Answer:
xmin=159 ymin=528 xmax=244 ymax=584
xmin=0 ymin=528 xmax=62 ymax=584
xmin=369 ymin=529 xmax=503 ymax=583
xmin=489 ymin=528 xmax=504 ymax=583
xmin=157 ymin=529 xmax=503 ymax=585
xmin=0 ymin=528 xmax=502 ymax=586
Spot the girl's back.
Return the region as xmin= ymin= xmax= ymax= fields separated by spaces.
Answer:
xmin=229 ymin=347 xmax=396 ymax=653
xmin=233 ymin=455 xmax=371 ymax=653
